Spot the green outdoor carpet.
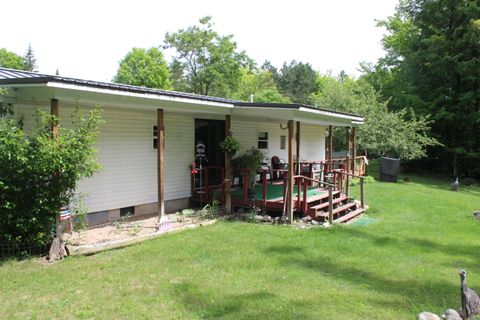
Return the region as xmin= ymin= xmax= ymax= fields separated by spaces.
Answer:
xmin=231 ymin=184 xmax=326 ymax=201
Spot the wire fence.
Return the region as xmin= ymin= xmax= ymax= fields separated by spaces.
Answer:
xmin=0 ymin=241 xmax=51 ymax=259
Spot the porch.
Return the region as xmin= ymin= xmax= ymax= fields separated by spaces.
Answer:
xmin=191 ymin=156 xmax=367 ymax=224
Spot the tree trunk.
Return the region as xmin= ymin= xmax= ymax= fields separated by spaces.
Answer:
xmin=48 ymin=237 xmax=68 ymax=261
xmin=48 ymin=219 xmax=69 ymax=261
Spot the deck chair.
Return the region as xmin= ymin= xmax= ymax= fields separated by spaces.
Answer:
xmin=271 ymin=156 xmax=286 ymax=180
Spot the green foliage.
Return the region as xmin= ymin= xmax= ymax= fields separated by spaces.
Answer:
xmin=113 ymin=47 xmax=171 ymax=89
xmin=0 ymin=107 xmax=103 ymax=250
xmin=363 ymin=0 xmax=480 ymax=175
xmin=232 ymin=147 xmax=265 ymax=170
xmin=313 ymin=74 xmax=439 ymax=160
xmin=23 ymin=44 xmax=37 ymax=72
xmin=350 ymin=175 xmax=376 ymax=186
xmin=230 ymin=68 xmax=290 ymax=103
xmin=0 ymin=48 xmax=26 ymax=70
xmin=219 ymin=135 xmax=240 ymax=155
xmin=266 ymin=60 xmax=318 ymax=104
xmin=164 ymin=16 xmax=253 ymax=97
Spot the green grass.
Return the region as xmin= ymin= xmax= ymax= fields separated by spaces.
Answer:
xmin=1 ymin=174 xmax=479 ymax=319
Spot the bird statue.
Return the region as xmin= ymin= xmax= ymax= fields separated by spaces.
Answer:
xmin=458 ymin=269 xmax=480 ymax=319
xmin=451 ymin=178 xmax=459 ymax=191
xmin=442 ymin=309 xmax=461 ymax=320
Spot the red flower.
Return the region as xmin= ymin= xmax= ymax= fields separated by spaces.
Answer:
xmin=191 ymin=169 xmax=198 ymax=174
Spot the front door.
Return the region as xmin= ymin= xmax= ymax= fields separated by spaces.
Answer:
xmin=194 ymin=119 xmax=225 ymax=187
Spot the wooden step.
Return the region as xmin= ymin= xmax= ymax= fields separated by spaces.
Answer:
xmin=269 ymin=190 xmax=340 ymax=203
xmin=334 ymin=207 xmax=365 ymax=223
xmin=316 ymin=202 xmax=357 ymax=218
xmin=309 ymin=194 xmax=348 ymax=211
xmin=304 ymin=190 xmax=341 ymax=204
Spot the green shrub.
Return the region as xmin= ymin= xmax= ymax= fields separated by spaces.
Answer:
xmin=349 ymin=175 xmax=376 ymax=186
xmin=0 ymin=107 xmax=103 ymax=252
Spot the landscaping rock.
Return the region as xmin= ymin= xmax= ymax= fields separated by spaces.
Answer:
xmin=311 ymin=220 xmax=319 ymax=225
xmin=473 ymin=211 xmax=480 ymax=219
xmin=302 ymin=216 xmax=312 ymax=223
xmin=274 ymin=217 xmax=280 ymax=224
xmin=441 ymin=309 xmax=461 ymax=320
xmin=262 ymin=215 xmax=272 ymax=223
xmin=417 ymin=311 xmax=440 ymax=320
xmin=254 ymin=215 xmax=263 ymax=222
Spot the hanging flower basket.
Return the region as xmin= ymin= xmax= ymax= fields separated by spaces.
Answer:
xmin=219 ymin=135 xmax=240 ymax=158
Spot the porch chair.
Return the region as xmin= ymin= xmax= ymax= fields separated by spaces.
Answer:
xmin=271 ymin=156 xmax=286 ymax=180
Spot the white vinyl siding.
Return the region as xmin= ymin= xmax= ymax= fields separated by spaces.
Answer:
xmin=12 ymin=103 xmax=194 ymax=213
xmin=11 ymin=103 xmax=326 ymax=213
xmin=231 ymin=120 xmax=325 ymax=164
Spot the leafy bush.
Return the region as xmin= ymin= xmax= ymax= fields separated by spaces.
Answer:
xmin=0 ymin=107 xmax=103 ymax=252
xmin=349 ymin=175 xmax=376 ymax=186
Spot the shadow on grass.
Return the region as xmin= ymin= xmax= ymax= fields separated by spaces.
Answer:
xmin=265 ymin=244 xmax=457 ymax=313
xmin=341 ymin=227 xmax=479 ymax=262
xmin=170 ymin=281 xmax=309 ymax=319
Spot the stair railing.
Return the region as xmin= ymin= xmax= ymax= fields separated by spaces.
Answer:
xmin=333 ymin=169 xmax=365 ymax=209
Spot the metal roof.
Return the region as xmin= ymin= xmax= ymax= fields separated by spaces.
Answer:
xmin=0 ymin=67 xmax=363 ymax=120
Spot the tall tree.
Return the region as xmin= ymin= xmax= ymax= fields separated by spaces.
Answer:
xmin=113 ymin=47 xmax=171 ymax=89
xmin=272 ymin=60 xmax=318 ymax=105
xmin=363 ymin=0 xmax=480 ymax=176
xmin=23 ymin=43 xmax=37 ymax=72
xmin=164 ymin=16 xmax=252 ymax=97
xmin=0 ymin=48 xmax=26 ymax=70
xmin=230 ymin=68 xmax=290 ymax=103
xmin=313 ymin=74 xmax=438 ymax=160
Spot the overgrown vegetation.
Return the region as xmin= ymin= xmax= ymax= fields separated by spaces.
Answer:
xmin=0 ymin=107 xmax=103 ymax=255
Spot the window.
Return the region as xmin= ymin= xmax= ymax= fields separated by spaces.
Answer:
xmin=280 ymin=135 xmax=286 ymax=150
xmin=258 ymin=132 xmax=268 ymax=149
xmin=153 ymin=125 xmax=158 ymax=149
xmin=152 ymin=125 xmax=165 ymax=149
xmin=120 ymin=206 xmax=135 ymax=217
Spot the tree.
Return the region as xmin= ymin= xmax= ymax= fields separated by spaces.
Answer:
xmin=164 ymin=16 xmax=252 ymax=97
xmin=363 ymin=0 xmax=480 ymax=176
xmin=0 ymin=48 xmax=26 ymax=70
xmin=273 ymin=60 xmax=318 ymax=104
xmin=23 ymin=43 xmax=37 ymax=72
xmin=230 ymin=68 xmax=290 ymax=103
xmin=0 ymin=107 xmax=103 ymax=260
xmin=313 ymin=74 xmax=439 ymax=160
xmin=113 ymin=47 xmax=171 ymax=89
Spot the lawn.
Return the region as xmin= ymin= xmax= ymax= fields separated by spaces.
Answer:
xmin=1 ymin=172 xmax=479 ymax=319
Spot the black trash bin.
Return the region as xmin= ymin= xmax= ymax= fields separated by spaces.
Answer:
xmin=379 ymin=157 xmax=400 ymax=182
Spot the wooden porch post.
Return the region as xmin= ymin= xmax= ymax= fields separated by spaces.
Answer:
xmin=351 ymin=127 xmax=356 ymax=174
xmin=157 ymin=109 xmax=165 ymax=217
xmin=345 ymin=127 xmax=350 ymax=175
xmin=296 ymin=121 xmax=301 ymax=175
xmin=224 ymin=115 xmax=232 ymax=214
xmin=51 ymin=99 xmax=60 ymax=236
xmin=345 ymin=127 xmax=351 ymax=197
xmin=327 ymin=125 xmax=333 ymax=172
xmin=51 ymin=99 xmax=59 ymax=139
xmin=287 ymin=120 xmax=294 ymax=223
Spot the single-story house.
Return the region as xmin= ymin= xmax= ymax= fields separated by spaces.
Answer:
xmin=0 ymin=67 xmax=365 ymax=224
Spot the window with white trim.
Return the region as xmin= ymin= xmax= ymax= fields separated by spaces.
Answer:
xmin=258 ymin=132 xmax=268 ymax=149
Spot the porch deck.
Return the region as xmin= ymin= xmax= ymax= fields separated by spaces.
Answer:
xmin=192 ymin=165 xmax=366 ymax=223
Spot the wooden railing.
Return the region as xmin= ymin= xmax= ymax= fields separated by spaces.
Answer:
xmin=191 ymin=166 xmax=225 ymax=203
xmin=333 ymin=169 xmax=365 ymax=209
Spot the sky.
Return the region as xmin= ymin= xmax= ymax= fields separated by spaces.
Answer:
xmin=1 ymin=0 xmax=398 ymax=82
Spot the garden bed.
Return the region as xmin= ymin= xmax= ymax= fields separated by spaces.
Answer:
xmin=63 ymin=211 xmax=216 ymax=252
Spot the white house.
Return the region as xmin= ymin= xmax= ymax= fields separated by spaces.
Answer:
xmin=0 ymin=68 xmax=365 ymax=224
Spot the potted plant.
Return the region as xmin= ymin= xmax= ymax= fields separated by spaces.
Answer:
xmin=219 ymin=134 xmax=240 ymax=158
xmin=232 ymin=147 xmax=265 ymax=199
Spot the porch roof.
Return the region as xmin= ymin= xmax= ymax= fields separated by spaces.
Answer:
xmin=0 ymin=67 xmax=363 ymax=126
